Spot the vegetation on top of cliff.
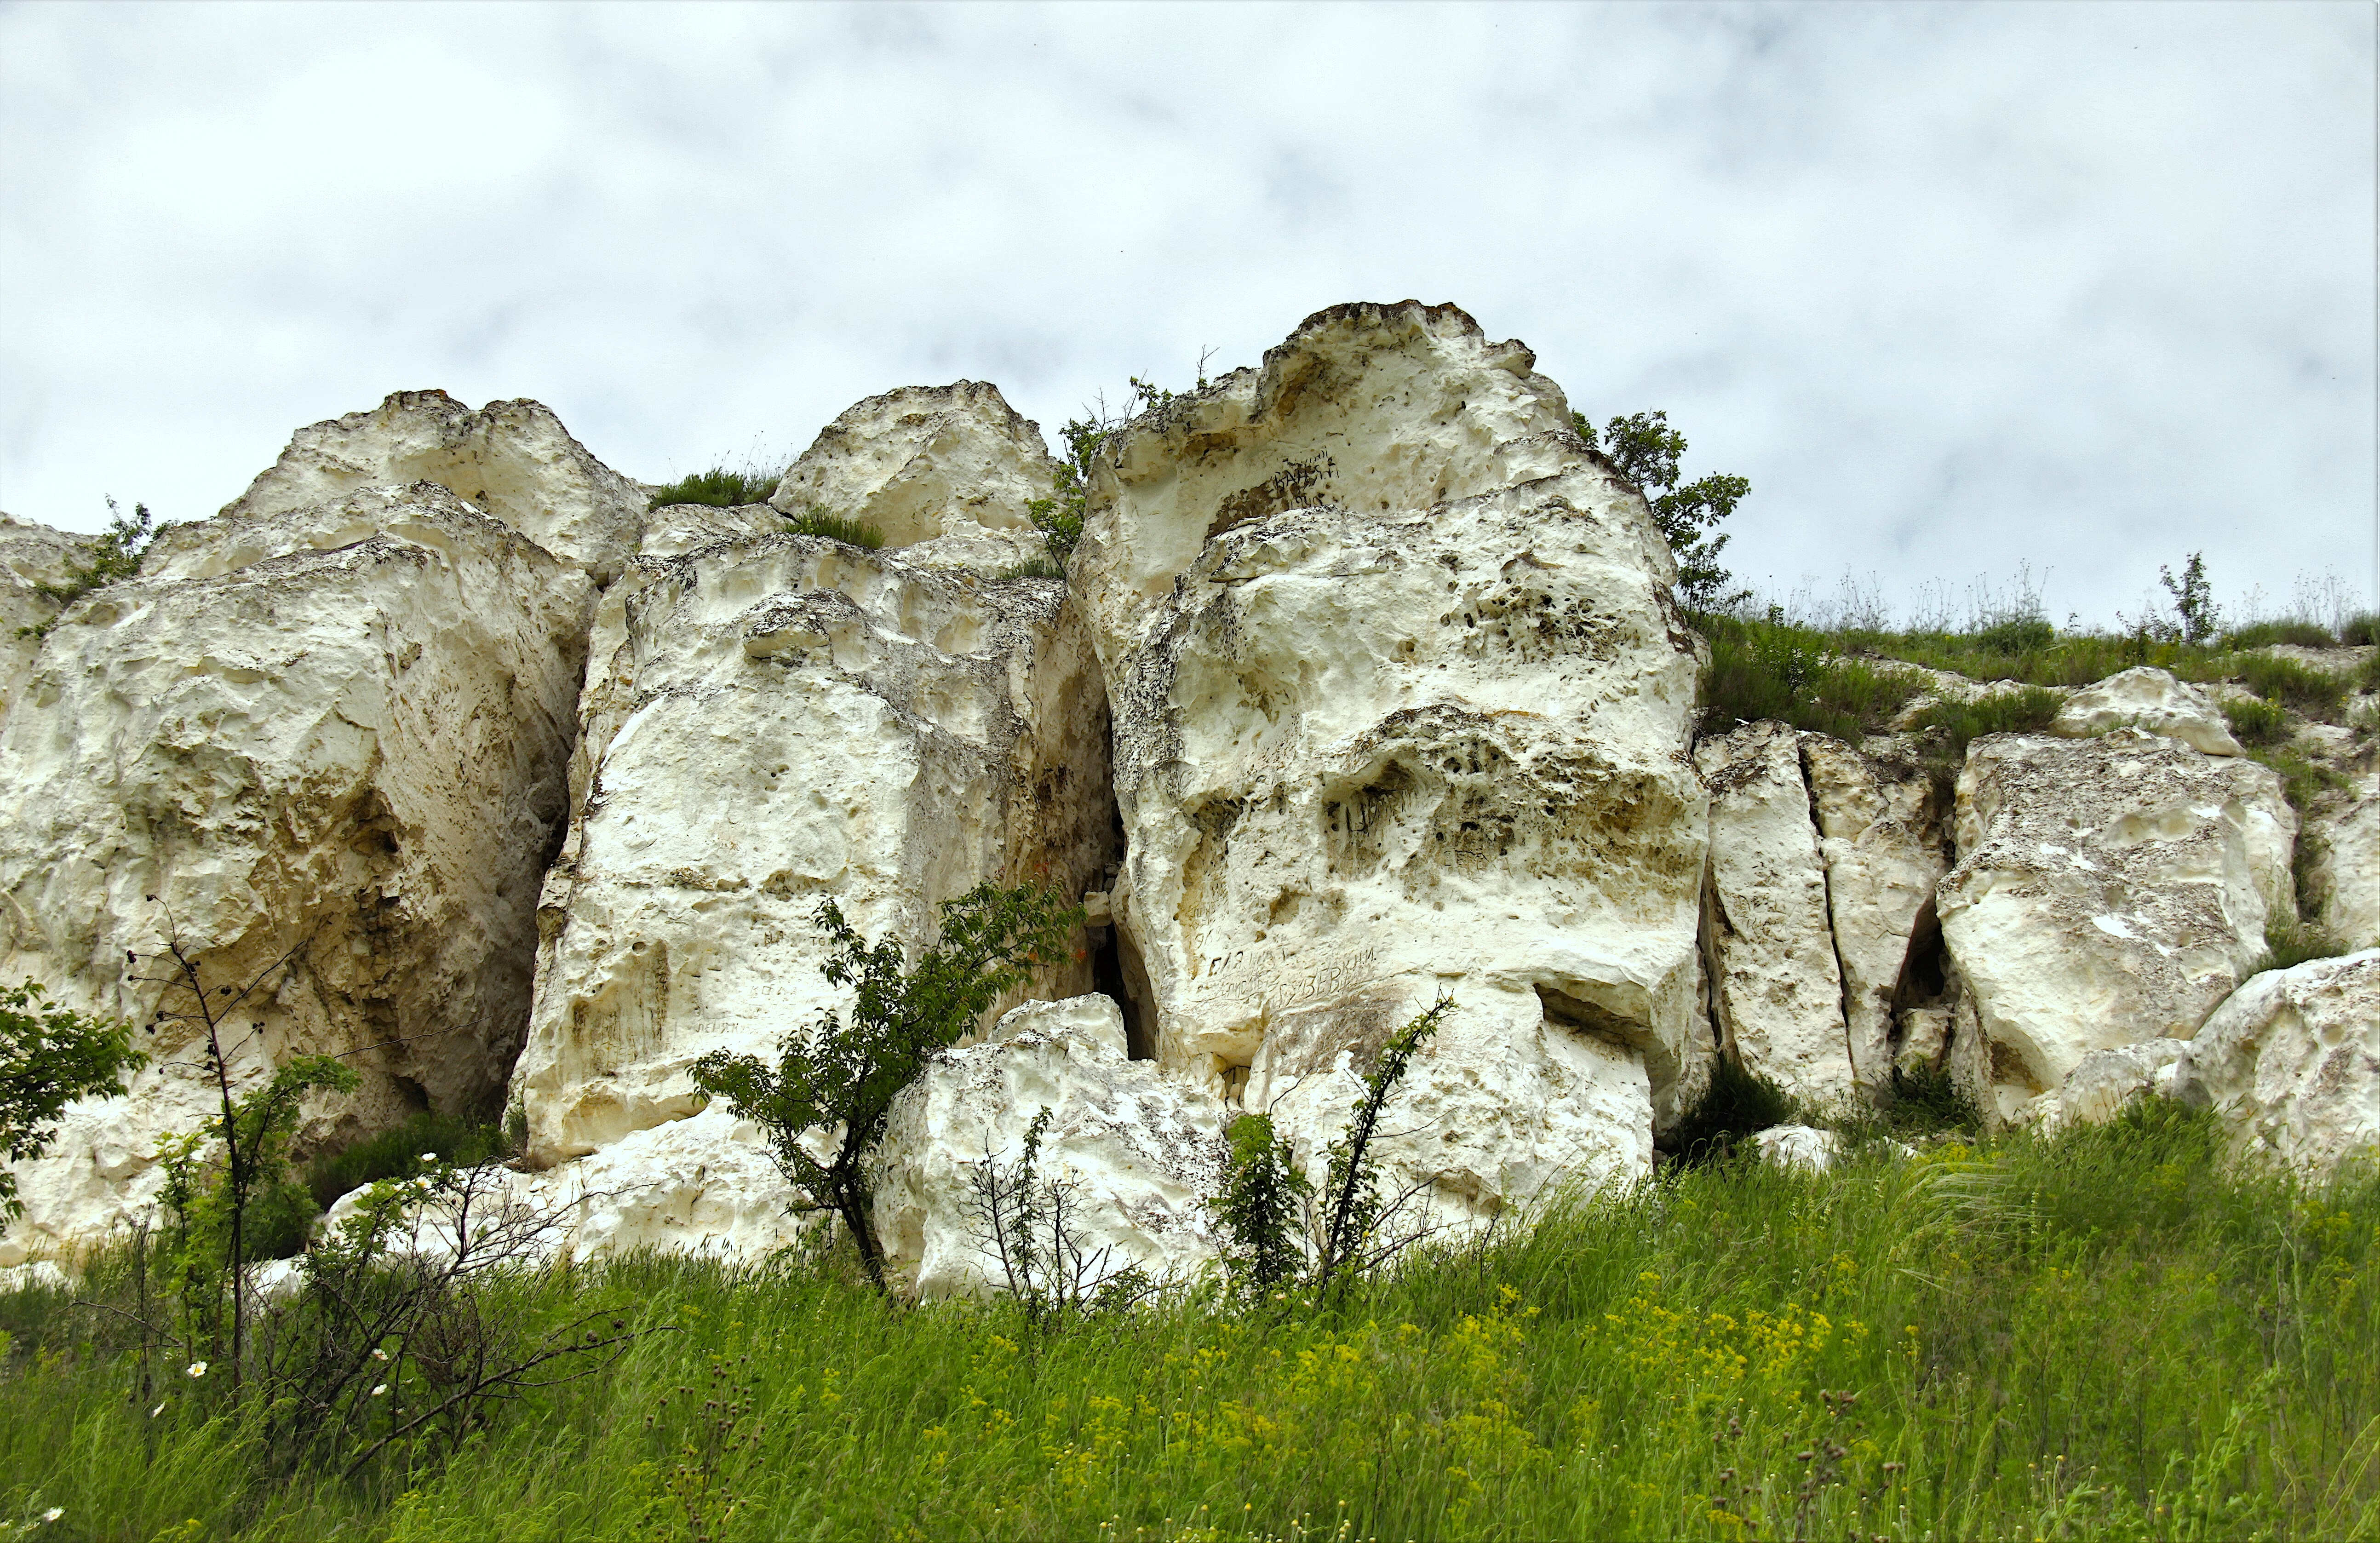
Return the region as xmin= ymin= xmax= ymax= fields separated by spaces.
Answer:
xmin=1576 ymin=409 xmax=1750 ymax=613
xmin=18 ymin=499 xmax=166 ymax=639
xmin=646 ymin=465 xmax=783 ymax=510
xmin=6 ymin=1099 xmax=2372 ymax=1540
xmin=781 ymin=505 xmax=884 ymax=549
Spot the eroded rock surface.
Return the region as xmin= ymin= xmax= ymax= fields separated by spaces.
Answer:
xmin=224 ymin=390 xmax=648 ymax=581
xmin=2306 ymin=777 xmax=2380 ymax=950
xmin=875 ymin=996 xmax=1227 ymax=1296
xmin=0 ymin=514 xmax=80 ymax=729
xmin=2174 ymin=950 xmax=2380 ymax=1173
xmin=0 ymin=483 xmax=593 ymax=1256
xmin=1696 ymin=722 xmax=1851 ymax=1104
xmin=1069 ymin=301 xmax=1704 ymax=1209
xmin=770 ymin=382 xmax=1055 ymax=573
xmin=2050 ymin=666 xmax=2242 ymax=757
xmin=1938 ymin=728 xmax=2295 ymax=1119
xmin=512 ymin=536 xmax=1112 ymax=1164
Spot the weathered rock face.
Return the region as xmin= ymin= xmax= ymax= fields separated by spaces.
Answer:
xmin=2306 ymin=778 xmax=2380 ymax=950
xmin=1068 ymin=302 xmax=1705 ymax=1209
xmin=1801 ymin=735 xmax=1952 ymax=1091
xmin=1695 ymin=723 xmax=1852 ymax=1103
xmin=2018 ymin=1038 xmax=2190 ymax=1131
xmin=2174 ymin=951 xmax=2380 ymax=1173
xmin=875 ymin=995 xmax=1227 ymax=1297
xmin=224 ymin=390 xmax=648 ymax=582
xmin=770 ymin=382 xmax=1055 ymax=573
xmin=2049 ymin=666 xmax=2242 ymax=757
xmin=0 ymin=483 xmax=593 ymax=1256
xmin=0 ymin=514 xmax=80 ymax=730
xmin=1938 ymin=728 xmax=2295 ymax=1119
xmin=512 ymin=535 xmax=1113 ymax=1164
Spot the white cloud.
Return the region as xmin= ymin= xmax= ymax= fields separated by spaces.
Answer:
xmin=1 ymin=0 xmax=2369 ymax=624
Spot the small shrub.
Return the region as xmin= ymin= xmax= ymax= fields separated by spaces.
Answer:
xmin=1661 ymin=1053 xmax=1795 ymax=1163
xmin=1969 ymin=614 xmax=2056 ymax=655
xmin=2236 ymin=653 xmax=2347 ymax=718
xmin=996 ymin=553 xmax=1066 ymax=580
xmin=305 ymin=1110 xmax=512 ymax=1210
xmin=2159 ymin=552 xmax=2220 ymax=644
xmin=2341 ymin=611 xmax=2380 ymax=646
xmin=2248 ymin=912 xmax=2351 ymax=978
xmin=1877 ymin=1062 xmax=1983 ymax=1138
xmin=648 ymin=467 xmax=781 ymax=509
xmin=2224 ymin=695 xmax=2290 ymax=747
xmin=21 ymin=499 xmax=166 ymax=639
xmin=1905 ymin=686 xmax=2065 ymax=761
xmin=783 ymin=505 xmax=885 ymax=549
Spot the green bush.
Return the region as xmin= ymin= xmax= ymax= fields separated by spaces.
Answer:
xmin=647 ymin=467 xmax=782 ymax=510
xmin=1875 ymin=1061 xmax=1984 ymax=1139
xmin=304 ymin=1110 xmax=512 ymax=1210
xmin=1698 ymin=614 xmax=1924 ymax=745
xmin=2341 ymin=611 xmax=2380 ymax=647
xmin=2227 ymin=619 xmax=2339 ymax=650
xmin=1904 ymin=686 xmax=2065 ymax=762
xmin=2224 ymin=694 xmax=2290 ymax=747
xmin=996 ymin=553 xmax=1066 ymax=580
xmin=2236 ymin=653 xmax=2347 ymax=718
xmin=20 ymin=499 xmax=166 ymax=640
xmin=1660 ymin=1052 xmax=1796 ymax=1162
xmin=783 ymin=506 xmax=885 ymax=549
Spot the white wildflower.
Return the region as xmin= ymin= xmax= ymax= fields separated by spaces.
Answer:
xmin=43 ymin=1509 xmax=64 ymax=1523
xmin=371 ymin=1383 xmax=388 ymax=1397
xmin=419 ymin=1152 xmax=437 ymax=1163
xmin=371 ymin=1347 xmax=389 ymax=1361
xmin=151 ymin=1401 xmax=166 ymax=1417
xmin=186 ymin=1360 xmax=207 ymax=1378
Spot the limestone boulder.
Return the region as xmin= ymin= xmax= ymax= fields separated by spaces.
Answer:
xmin=2305 ymin=776 xmax=2380 ymax=949
xmin=770 ymin=382 xmax=1056 ymax=573
xmin=511 ymin=535 xmax=1113 ymax=1166
xmin=638 ymin=502 xmax=787 ymax=560
xmin=1801 ymin=735 xmax=1952 ymax=1090
xmin=1696 ymin=722 xmax=1852 ymax=1105
xmin=0 ymin=483 xmax=594 ymax=1257
xmin=1069 ymin=301 xmax=1705 ymax=1210
xmin=874 ymin=996 xmax=1228 ymax=1296
xmin=0 ymin=514 xmax=81 ymax=729
xmin=2017 ymin=1038 xmax=2191 ymax=1131
xmin=2173 ymin=951 xmax=2380 ymax=1174
xmin=223 ymin=390 xmax=648 ymax=581
xmin=1937 ymin=728 xmax=2296 ymax=1120
xmin=2049 ymin=666 xmax=2242 ymax=757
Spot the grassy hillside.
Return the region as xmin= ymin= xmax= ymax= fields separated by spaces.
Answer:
xmin=4 ymin=1101 xmax=2374 ymax=1540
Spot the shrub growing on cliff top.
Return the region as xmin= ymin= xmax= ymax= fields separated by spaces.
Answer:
xmin=690 ymin=880 xmax=1079 ymax=1294
xmin=1697 ymin=611 xmax=1923 ymax=745
xmin=1577 ymin=409 xmax=1749 ymax=612
xmin=19 ymin=498 xmax=165 ymax=639
xmin=647 ymin=464 xmax=783 ymax=509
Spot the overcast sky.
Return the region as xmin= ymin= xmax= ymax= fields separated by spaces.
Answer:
xmin=2 ymin=1 xmax=2372 ymax=627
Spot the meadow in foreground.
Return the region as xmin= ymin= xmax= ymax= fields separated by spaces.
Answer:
xmin=3 ymin=1100 xmax=2374 ymax=1542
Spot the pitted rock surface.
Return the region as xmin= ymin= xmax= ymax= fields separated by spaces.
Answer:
xmin=2174 ymin=950 xmax=2380 ymax=1173
xmin=2049 ymin=666 xmax=2242 ymax=757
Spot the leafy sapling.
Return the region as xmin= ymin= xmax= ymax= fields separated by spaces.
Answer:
xmin=1208 ymin=1110 xmax=1312 ymax=1296
xmin=1576 ymin=411 xmax=1750 ymax=613
xmin=1313 ymin=997 xmax=1453 ymax=1298
xmin=0 ymin=981 xmax=146 ymax=1219
xmin=690 ymin=880 xmax=1080 ymax=1294
xmin=2160 ymin=552 xmax=2220 ymax=645
xmin=22 ymin=498 xmax=168 ymax=638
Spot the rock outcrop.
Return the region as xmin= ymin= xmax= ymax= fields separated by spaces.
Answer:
xmin=0 ymin=483 xmax=593 ymax=1254
xmin=2173 ymin=950 xmax=2380 ymax=1172
xmin=0 ymin=514 xmax=80 ymax=730
xmin=512 ymin=532 xmax=1113 ymax=1164
xmin=769 ymin=382 xmax=1056 ymax=573
xmin=224 ymin=390 xmax=649 ymax=582
xmin=1937 ymin=728 xmax=2295 ymax=1119
xmin=875 ymin=995 xmax=1227 ymax=1297
xmin=2049 ymin=666 xmax=2243 ymax=757
xmin=1695 ymin=723 xmax=1852 ymax=1104
xmin=2307 ymin=782 xmax=2380 ymax=950
xmin=1068 ymin=302 xmax=1705 ymax=1211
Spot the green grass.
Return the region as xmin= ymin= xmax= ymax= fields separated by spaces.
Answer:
xmin=2224 ymin=695 xmax=2290 ymax=748
xmin=1658 ymin=1053 xmax=1797 ymax=1162
xmin=5 ymin=1104 xmax=2373 ymax=1541
xmin=1697 ymin=614 xmax=1925 ymax=745
xmin=784 ymin=506 xmax=885 ymax=550
xmin=2236 ymin=654 xmax=2348 ymax=720
xmin=1904 ymin=686 xmax=2066 ymax=762
xmin=2225 ymin=619 xmax=2341 ymax=651
xmin=996 ymin=554 xmax=1067 ymax=581
xmin=647 ymin=468 xmax=783 ymax=510
xmin=2248 ymin=912 xmax=2353 ymax=980
xmin=305 ymin=1111 xmax=513 ymax=1210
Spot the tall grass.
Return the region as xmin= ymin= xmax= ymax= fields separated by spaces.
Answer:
xmin=647 ymin=467 xmax=783 ymax=510
xmin=4 ymin=1104 xmax=2373 ymax=1540
xmin=1698 ymin=614 xmax=1924 ymax=745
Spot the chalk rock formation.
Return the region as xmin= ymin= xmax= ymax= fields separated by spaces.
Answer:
xmin=2306 ymin=781 xmax=2380 ymax=950
xmin=512 ymin=535 xmax=1112 ymax=1164
xmin=1696 ymin=723 xmax=1852 ymax=1103
xmin=224 ymin=390 xmax=648 ymax=581
xmin=2174 ymin=950 xmax=2380 ymax=1173
xmin=2018 ymin=1038 xmax=2190 ymax=1131
xmin=1938 ymin=729 xmax=2295 ymax=1119
xmin=0 ymin=483 xmax=593 ymax=1256
xmin=1801 ymin=735 xmax=1951 ymax=1089
xmin=1068 ymin=301 xmax=1705 ymax=1210
xmin=770 ymin=382 xmax=1056 ymax=573
xmin=0 ymin=514 xmax=80 ymax=729
xmin=875 ymin=996 xmax=1227 ymax=1296
xmin=2049 ymin=666 xmax=2242 ymax=757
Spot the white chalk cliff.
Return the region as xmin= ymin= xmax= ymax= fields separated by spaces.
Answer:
xmin=2 ymin=301 xmax=2374 ymax=1275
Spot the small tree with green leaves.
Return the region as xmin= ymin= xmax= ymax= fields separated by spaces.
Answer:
xmin=1575 ymin=410 xmax=1750 ymax=612
xmin=1311 ymin=997 xmax=1451 ymax=1299
xmin=1207 ymin=1110 xmax=1311 ymax=1296
xmin=2161 ymin=552 xmax=2221 ymax=645
xmin=690 ymin=880 xmax=1080 ymax=1294
xmin=1026 ymin=377 xmax=1177 ymax=564
xmin=21 ymin=498 xmax=166 ymax=638
xmin=0 ymin=981 xmax=146 ymax=1220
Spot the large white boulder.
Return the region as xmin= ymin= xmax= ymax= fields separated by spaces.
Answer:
xmin=874 ymin=996 xmax=1228 ymax=1296
xmin=0 ymin=483 xmax=594 ymax=1257
xmin=2172 ymin=950 xmax=2380 ymax=1174
xmin=2050 ymin=666 xmax=2243 ymax=757
xmin=1801 ymin=735 xmax=1951 ymax=1090
xmin=1937 ymin=728 xmax=2296 ymax=1120
xmin=510 ymin=534 xmax=1113 ymax=1166
xmin=2305 ymin=781 xmax=2380 ymax=949
xmin=1067 ymin=301 xmax=1705 ymax=1210
xmin=1696 ymin=722 xmax=1853 ymax=1104
xmin=223 ymin=389 xmax=648 ymax=581
xmin=769 ymin=381 xmax=1056 ymax=574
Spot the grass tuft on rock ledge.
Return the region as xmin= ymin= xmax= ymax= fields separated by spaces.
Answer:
xmin=3 ymin=1101 xmax=2372 ymax=1540
xmin=646 ymin=466 xmax=783 ymax=510
xmin=783 ymin=505 xmax=885 ymax=549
